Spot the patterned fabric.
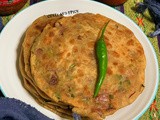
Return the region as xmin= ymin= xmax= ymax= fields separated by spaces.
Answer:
xmin=135 ymin=0 xmax=160 ymax=37
xmin=0 ymin=0 xmax=159 ymax=119
xmin=123 ymin=1 xmax=160 ymax=119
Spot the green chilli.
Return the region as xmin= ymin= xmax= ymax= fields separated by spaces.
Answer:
xmin=94 ymin=21 xmax=110 ymax=97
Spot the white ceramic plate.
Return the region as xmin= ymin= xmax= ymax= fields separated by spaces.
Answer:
xmin=0 ymin=0 xmax=159 ymax=120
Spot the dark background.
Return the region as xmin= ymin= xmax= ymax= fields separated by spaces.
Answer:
xmin=0 ymin=90 xmax=4 ymax=97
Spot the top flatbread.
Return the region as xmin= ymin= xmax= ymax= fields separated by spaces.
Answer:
xmin=22 ymin=15 xmax=63 ymax=80
xmin=29 ymin=13 xmax=146 ymax=120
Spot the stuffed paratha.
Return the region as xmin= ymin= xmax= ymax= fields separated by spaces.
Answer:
xmin=25 ymin=13 xmax=146 ymax=120
xmin=19 ymin=15 xmax=78 ymax=119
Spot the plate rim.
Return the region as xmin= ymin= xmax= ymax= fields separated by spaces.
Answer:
xmin=0 ymin=0 xmax=159 ymax=120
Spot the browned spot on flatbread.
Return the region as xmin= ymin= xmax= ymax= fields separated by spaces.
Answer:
xmin=49 ymin=31 xmax=54 ymax=37
xmin=35 ymin=25 xmax=44 ymax=31
xmin=35 ymin=48 xmax=43 ymax=56
xmin=113 ymin=62 xmax=118 ymax=66
xmin=111 ymin=51 xmax=120 ymax=58
xmin=127 ymin=39 xmax=134 ymax=46
xmin=69 ymin=39 xmax=75 ymax=44
xmin=107 ymin=67 xmax=113 ymax=75
xmin=72 ymin=46 xmax=78 ymax=53
xmin=77 ymin=69 xmax=84 ymax=77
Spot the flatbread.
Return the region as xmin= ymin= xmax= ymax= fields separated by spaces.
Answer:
xmin=19 ymin=15 xmax=76 ymax=119
xmin=22 ymin=15 xmax=63 ymax=80
xmin=20 ymin=14 xmax=63 ymax=100
xmin=27 ymin=13 xmax=146 ymax=120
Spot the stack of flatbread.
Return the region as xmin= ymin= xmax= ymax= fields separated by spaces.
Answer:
xmin=19 ymin=13 xmax=146 ymax=120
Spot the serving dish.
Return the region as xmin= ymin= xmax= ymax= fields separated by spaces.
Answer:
xmin=0 ymin=0 xmax=159 ymax=119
